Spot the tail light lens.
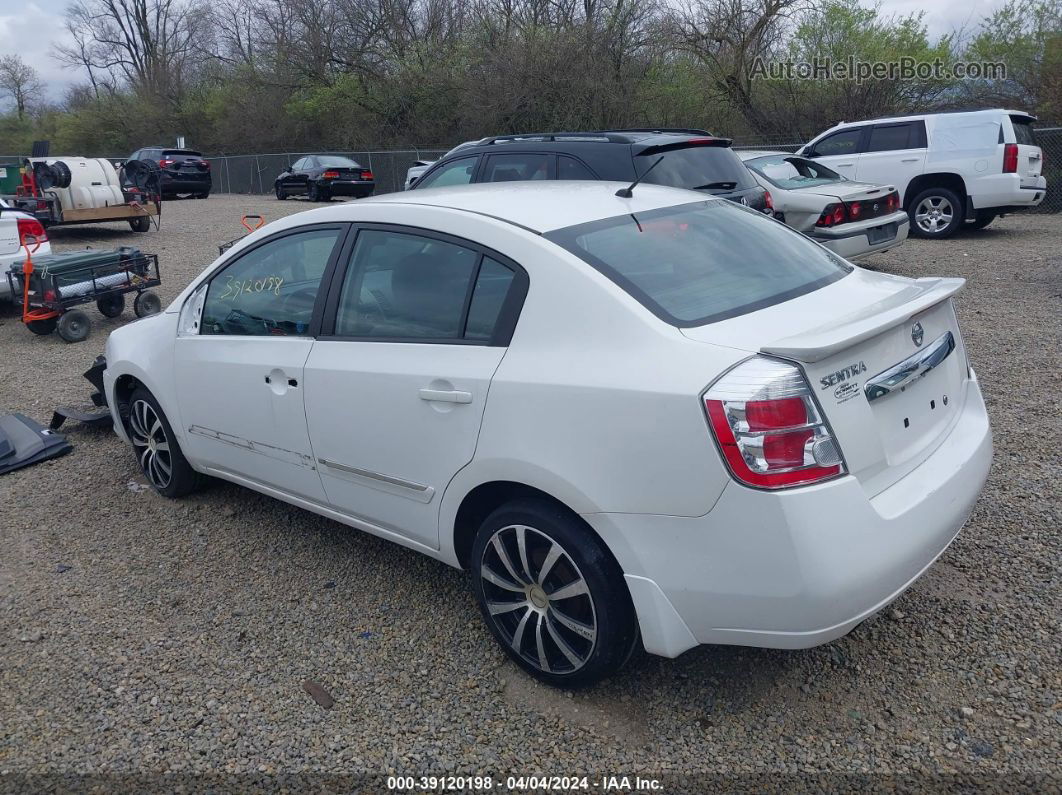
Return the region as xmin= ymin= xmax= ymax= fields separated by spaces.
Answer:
xmin=816 ymin=203 xmax=847 ymax=227
xmin=362 ymin=170 xmax=374 ymax=181
xmin=848 ymin=199 xmax=862 ymax=220
xmin=1003 ymin=143 xmax=1018 ymax=173
xmin=763 ymin=190 xmax=773 ymax=211
xmin=159 ymin=158 xmax=175 ymax=168
xmin=323 ymin=170 xmax=340 ymax=179
xmin=203 ymin=160 xmax=211 ymax=170
xmin=17 ymin=217 xmax=48 ymax=245
xmin=886 ymin=191 xmax=899 ymax=212
xmin=704 ymin=357 xmax=845 ymax=489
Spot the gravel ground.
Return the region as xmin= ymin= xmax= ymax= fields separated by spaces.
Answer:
xmin=1 ymin=196 xmax=1059 ymax=792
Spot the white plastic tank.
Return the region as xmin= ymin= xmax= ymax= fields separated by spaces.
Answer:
xmin=32 ymin=157 xmax=125 ymax=211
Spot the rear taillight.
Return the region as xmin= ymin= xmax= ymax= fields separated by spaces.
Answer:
xmin=848 ymin=199 xmax=862 ymax=220
xmin=17 ymin=217 xmax=48 ymax=245
xmin=816 ymin=203 xmax=847 ymax=227
xmin=1003 ymin=143 xmax=1018 ymax=173
xmin=203 ymin=160 xmax=211 ymax=170
xmin=362 ymin=171 xmax=374 ymax=181
xmin=323 ymin=170 xmax=340 ymax=179
xmin=704 ymin=357 xmax=845 ymax=489
xmin=159 ymin=158 xmax=175 ymax=168
xmin=764 ymin=190 xmax=773 ymax=211
xmin=886 ymin=191 xmax=899 ymax=212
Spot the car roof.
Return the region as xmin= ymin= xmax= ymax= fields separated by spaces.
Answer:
xmin=329 ymin=181 xmax=717 ymax=234
xmin=449 ymin=129 xmax=727 ymax=151
xmin=814 ymin=108 xmax=1037 ymax=136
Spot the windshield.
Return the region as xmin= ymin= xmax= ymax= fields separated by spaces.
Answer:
xmin=317 ymin=156 xmax=359 ymax=167
xmin=745 ymin=155 xmax=844 ymax=189
xmin=637 ymin=146 xmax=757 ymax=193
xmin=545 ymin=200 xmax=850 ymax=326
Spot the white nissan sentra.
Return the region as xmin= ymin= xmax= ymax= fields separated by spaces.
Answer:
xmin=103 ymin=182 xmax=992 ymax=686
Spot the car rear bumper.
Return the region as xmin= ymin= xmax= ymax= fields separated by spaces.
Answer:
xmin=808 ymin=211 xmax=910 ymax=260
xmin=970 ymin=174 xmax=1046 ymax=209
xmin=161 ymin=174 xmax=211 ymax=193
xmin=320 ymin=180 xmax=375 ymax=198
xmin=584 ymin=370 xmax=992 ymax=658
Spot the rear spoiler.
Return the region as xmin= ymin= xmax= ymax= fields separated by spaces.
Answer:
xmin=637 ymin=137 xmax=733 ymax=156
xmin=761 ymin=277 xmax=965 ymax=363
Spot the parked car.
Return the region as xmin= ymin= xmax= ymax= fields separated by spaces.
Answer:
xmin=404 ymin=159 xmax=436 ymax=190
xmin=409 ymin=129 xmax=773 ymax=212
xmin=0 ymin=199 xmax=52 ymax=301
xmin=798 ymin=109 xmax=1046 ymax=237
xmin=738 ymin=150 xmax=909 ymax=259
xmin=275 ymin=156 xmax=375 ymax=202
xmin=102 ymin=182 xmax=992 ymax=686
xmin=127 ymin=147 xmax=211 ymax=199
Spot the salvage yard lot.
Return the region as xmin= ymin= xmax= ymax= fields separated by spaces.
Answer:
xmin=1 ymin=195 xmax=1059 ymax=785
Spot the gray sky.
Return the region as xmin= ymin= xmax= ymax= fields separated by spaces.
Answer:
xmin=2 ymin=0 xmax=1005 ymax=105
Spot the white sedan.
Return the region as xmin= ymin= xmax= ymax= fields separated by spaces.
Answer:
xmin=738 ymin=150 xmax=910 ymax=260
xmin=102 ymin=182 xmax=992 ymax=686
xmin=0 ymin=199 xmax=52 ymax=301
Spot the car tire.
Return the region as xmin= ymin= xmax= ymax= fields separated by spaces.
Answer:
xmin=127 ymin=387 xmax=203 ymax=497
xmin=307 ymin=183 xmax=321 ymax=202
xmin=56 ymin=309 xmax=91 ymax=343
xmin=129 ymin=216 xmax=151 ymax=232
xmin=195 ymin=191 xmax=210 ymax=199
xmin=470 ymin=498 xmax=639 ymax=688
xmin=26 ymin=316 xmax=58 ymax=335
xmin=909 ymin=187 xmax=964 ymax=238
xmin=966 ymin=211 xmax=996 ymax=230
xmin=96 ymin=293 xmax=125 ymax=318
xmin=275 ymin=184 xmax=287 ymax=200
xmin=134 ymin=291 xmax=162 ymax=318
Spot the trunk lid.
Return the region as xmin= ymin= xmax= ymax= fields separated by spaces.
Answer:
xmin=0 ymin=210 xmax=25 ymax=257
xmin=1009 ymin=115 xmax=1043 ymax=185
xmin=683 ymin=269 xmax=970 ymax=496
xmin=800 ymin=182 xmax=894 ymax=204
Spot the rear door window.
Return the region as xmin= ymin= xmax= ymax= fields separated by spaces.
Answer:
xmin=558 ymin=156 xmax=596 ymax=180
xmin=483 ymin=153 xmax=553 ymax=182
xmin=546 ymin=201 xmax=850 ymax=327
xmin=866 ymin=123 xmax=919 ymax=152
xmin=637 ymin=146 xmax=757 ymax=192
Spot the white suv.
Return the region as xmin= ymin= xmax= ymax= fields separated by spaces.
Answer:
xmin=798 ymin=109 xmax=1046 ymax=238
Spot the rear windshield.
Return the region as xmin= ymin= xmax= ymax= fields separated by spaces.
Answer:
xmin=637 ymin=146 xmax=758 ymax=193
xmin=545 ymin=200 xmax=850 ymax=327
xmin=317 ymin=156 xmax=360 ymax=167
xmin=1010 ymin=116 xmax=1038 ymax=145
xmin=163 ymin=149 xmax=202 ymax=158
xmin=744 ymin=155 xmax=844 ymax=189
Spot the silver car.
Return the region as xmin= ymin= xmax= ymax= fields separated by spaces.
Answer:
xmin=738 ymin=151 xmax=909 ymax=260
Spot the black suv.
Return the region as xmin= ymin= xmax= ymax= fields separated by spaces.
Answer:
xmin=409 ymin=129 xmax=770 ymax=212
xmin=127 ymin=147 xmax=211 ymax=199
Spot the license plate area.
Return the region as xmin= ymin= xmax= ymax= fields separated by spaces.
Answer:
xmin=867 ymin=222 xmax=897 ymax=244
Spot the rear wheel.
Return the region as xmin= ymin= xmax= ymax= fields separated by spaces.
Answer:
xmin=26 ymin=316 xmax=58 ymax=335
xmin=275 ymin=184 xmax=287 ymax=200
xmin=909 ymin=187 xmax=963 ymax=238
xmin=966 ymin=211 xmax=996 ymax=230
xmin=56 ymin=310 xmax=91 ymax=343
xmin=129 ymin=215 xmax=151 ymax=232
xmin=471 ymin=498 xmax=638 ymax=687
xmin=134 ymin=291 xmax=162 ymax=318
xmin=127 ymin=387 xmax=202 ymax=497
xmin=194 ymin=191 xmax=210 ymax=199
xmin=97 ymin=293 xmax=125 ymax=318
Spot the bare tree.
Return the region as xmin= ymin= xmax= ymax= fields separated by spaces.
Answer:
xmin=0 ymin=55 xmax=46 ymax=119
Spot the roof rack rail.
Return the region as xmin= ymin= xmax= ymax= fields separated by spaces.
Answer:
xmin=602 ymin=127 xmax=715 ymax=136
xmin=480 ymin=132 xmax=633 ymax=145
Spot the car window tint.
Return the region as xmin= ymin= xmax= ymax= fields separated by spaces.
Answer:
xmin=465 ymin=257 xmax=515 ymax=341
xmin=746 ymin=155 xmax=843 ymax=189
xmin=201 ymin=228 xmax=340 ymax=337
xmin=558 ymin=156 xmax=595 ymax=180
xmin=292 ymin=158 xmax=306 ymax=170
xmin=546 ymin=200 xmax=850 ymax=327
xmin=483 ymin=153 xmax=552 ymax=182
xmin=317 ymin=156 xmax=359 ymax=167
xmin=1010 ymin=116 xmax=1037 ymax=145
xmin=417 ymin=156 xmax=478 ymax=188
xmin=334 ymin=230 xmax=479 ymax=339
xmin=638 ymin=147 xmax=758 ymax=191
xmin=866 ymin=124 xmax=914 ymax=152
xmin=812 ymin=129 xmax=863 ymax=156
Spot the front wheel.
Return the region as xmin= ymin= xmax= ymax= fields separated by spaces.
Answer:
xmin=275 ymin=184 xmax=287 ymax=200
xmin=127 ymin=387 xmax=202 ymax=497
xmin=909 ymin=187 xmax=963 ymax=238
xmin=471 ymin=498 xmax=638 ymax=687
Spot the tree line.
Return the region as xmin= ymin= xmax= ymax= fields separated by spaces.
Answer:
xmin=0 ymin=0 xmax=1059 ymax=157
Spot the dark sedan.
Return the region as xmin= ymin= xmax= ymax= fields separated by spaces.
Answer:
xmin=275 ymin=156 xmax=375 ymax=202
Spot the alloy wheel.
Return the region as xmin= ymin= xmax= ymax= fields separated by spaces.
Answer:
xmin=914 ymin=196 xmax=954 ymax=234
xmin=129 ymin=399 xmax=173 ymax=490
xmin=479 ymin=524 xmax=598 ymax=675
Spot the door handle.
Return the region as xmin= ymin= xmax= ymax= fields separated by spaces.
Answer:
xmin=419 ymin=388 xmax=472 ymax=404
xmin=901 ymin=158 xmax=919 ymax=163
xmin=836 ymin=163 xmax=854 ymax=168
